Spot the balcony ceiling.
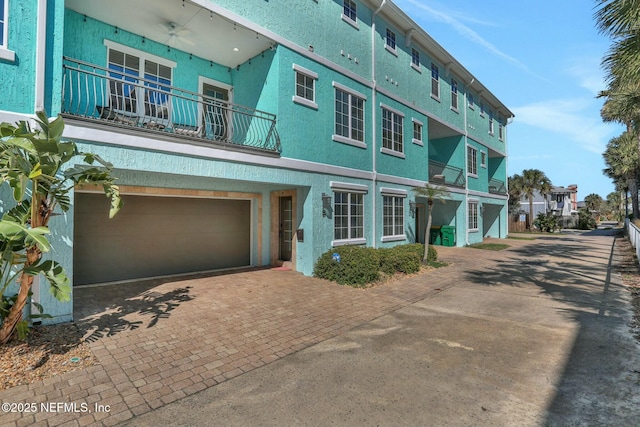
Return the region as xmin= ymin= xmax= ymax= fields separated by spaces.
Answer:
xmin=66 ymin=0 xmax=274 ymax=68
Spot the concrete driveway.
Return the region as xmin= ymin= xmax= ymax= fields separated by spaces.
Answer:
xmin=118 ymin=229 xmax=640 ymax=427
xmin=2 ymin=229 xmax=639 ymax=427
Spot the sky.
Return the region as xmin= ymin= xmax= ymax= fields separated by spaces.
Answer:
xmin=394 ymin=0 xmax=625 ymax=201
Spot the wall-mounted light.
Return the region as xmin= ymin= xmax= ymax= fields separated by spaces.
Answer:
xmin=322 ymin=193 xmax=332 ymax=218
xmin=409 ymin=200 xmax=417 ymax=218
xmin=480 ymin=204 xmax=484 ymax=215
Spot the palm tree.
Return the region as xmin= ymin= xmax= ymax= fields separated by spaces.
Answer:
xmin=594 ymin=0 xmax=640 ymax=84
xmin=412 ymin=184 xmax=450 ymax=263
xmin=603 ymin=131 xmax=640 ymax=218
xmin=519 ymin=169 xmax=552 ymax=231
xmin=508 ymin=173 xmax=524 ymax=214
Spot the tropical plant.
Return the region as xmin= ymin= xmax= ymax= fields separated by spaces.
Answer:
xmin=606 ymin=190 xmax=624 ymax=222
xmin=577 ymin=208 xmax=597 ymax=230
xmin=603 ymin=131 xmax=639 ymax=218
xmin=519 ymin=169 xmax=552 ymax=230
xmin=412 ymin=184 xmax=450 ymax=262
xmin=584 ymin=193 xmax=604 ymax=216
xmin=0 ymin=112 xmax=122 ymax=344
xmin=533 ymin=212 xmax=560 ymax=233
xmin=507 ymin=173 xmax=524 ymax=214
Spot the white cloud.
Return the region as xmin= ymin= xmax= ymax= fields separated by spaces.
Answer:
xmin=564 ymin=56 xmax=607 ymax=96
xmin=511 ymin=98 xmax=617 ymax=154
xmin=400 ymin=0 xmax=529 ymax=71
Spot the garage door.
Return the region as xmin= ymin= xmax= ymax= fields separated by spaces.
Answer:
xmin=74 ymin=193 xmax=251 ymax=285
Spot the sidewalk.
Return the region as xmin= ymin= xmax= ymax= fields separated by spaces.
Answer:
xmin=1 ymin=231 xmax=638 ymax=426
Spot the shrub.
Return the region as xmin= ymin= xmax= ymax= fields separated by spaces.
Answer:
xmin=577 ymin=208 xmax=597 ymax=230
xmin=380 ymin=244 xmax=422 ymax=275
xmin=534 ymin=212 xmax=559 ymax=232
xmin=313 ymin=246 xmax=380 ymax=287
xmin=427 ymin=244 xmax=438 ymax=262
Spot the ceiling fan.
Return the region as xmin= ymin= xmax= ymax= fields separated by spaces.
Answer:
xmin=157 ymin=22 xmax=194 ymax=47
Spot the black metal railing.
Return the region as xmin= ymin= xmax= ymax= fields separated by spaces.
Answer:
xmin=488 ymin=178 xmax=507 ymax=195
xmin=428 ymin=160 xmax=465 ymax=188
xmin=61 ymin=57 xmax=281 ymax=154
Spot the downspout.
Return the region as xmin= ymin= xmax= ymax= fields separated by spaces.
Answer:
xmin=35 ymin=0 xmax=47 ymax=113
xmin=371 ymin=0 xmax=385 ymax=248
xmin=464 ymin=77 xmax=472 ymax=245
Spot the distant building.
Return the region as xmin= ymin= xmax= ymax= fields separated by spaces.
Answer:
xmin=519 ymin=185 xmax=578 ymax=218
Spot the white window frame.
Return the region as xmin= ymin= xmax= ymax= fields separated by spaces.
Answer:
xmin=498 ymin=120 xmax=504 ymax=141
xmin=381 ymin=103 xmax=405 ymax=158
xmin=0 ymin=0 xmax=15 ymax=62
xmin=467 ymin=145 xmax=478 ymax=176
xmin=385 ymin=28 xmax=397 ymax=55
xmin=331 ymin=181 xmax=367 ymax=246
xmin=468 ymin=93 xmax=475 ymax=110
xmin=342 ymin=0 xmax=358 ymax=29
xmin=381 ymin=188 xmax=407 ymax=242
xmin=104 ymin=40 xmax=176 ymax=124
xmin=480 ymin=151 xmax=486 ymax=168
xmin=412 ymin=118 xmax=423 ymax=146
xmin=292 ymin=64 xmax=318 ymax=110
xmin=430 ymin=63 xmax=440 ymax=100
xmin=411 ymin=48 xmax=421 ymax=72
xmin=332 ymin=81 xmax=367 ymax=148
xmin=468 ymin=201 xmax=479 ymax=231
xmin=488 ymin=112 xmax=494 ymax=135
xmin=451 ymin=78 xmax=458 ymax=112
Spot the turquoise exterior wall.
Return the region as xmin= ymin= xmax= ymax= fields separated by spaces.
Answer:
xmin=0 ymin=0 xmax=513 ymax=324
xmin=0 ymin=0 xmax=37 ymax=113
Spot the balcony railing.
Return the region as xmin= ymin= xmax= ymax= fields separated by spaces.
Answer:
xmin=428 ymin=160 xmax=465 ymax=188
xmin=488 ymin=178 xmax=507 ymax=195
xmin=61 ymin=57 xmax=281 ymax=154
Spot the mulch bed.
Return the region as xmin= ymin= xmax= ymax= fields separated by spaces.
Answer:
xmin=0 ymin=322 xmax=95 ymax=390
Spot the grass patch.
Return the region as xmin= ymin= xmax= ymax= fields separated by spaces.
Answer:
xmin=507 ymin=235 xmax=536 ymax=241
xmin=427 ymin=260 xmax=449 ymax=268
xmin=468 ymin=243 xmax=511 ymax=251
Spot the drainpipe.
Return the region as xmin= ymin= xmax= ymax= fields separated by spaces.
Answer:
xmin=371 ymin=0 xmax=385 ymax=248
xmin=35 ymin=0 xmax=47 ymax=114
xmin=464 ymin=77 xmax=472 ymax=245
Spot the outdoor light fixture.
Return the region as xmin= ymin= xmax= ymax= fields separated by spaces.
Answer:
xmin=409 ymin=200 xmax=417 ymax=217
xmin=322 ymin=193 xmax=332 ymax=217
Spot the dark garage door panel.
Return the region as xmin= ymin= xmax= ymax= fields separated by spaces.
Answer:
xmin=74 ymin=193 xmax=251 ymax=285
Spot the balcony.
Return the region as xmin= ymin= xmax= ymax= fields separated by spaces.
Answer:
xmin=61 ymin=57 xmax=281 ymax=154
xmin=428 ymin=160 xmax=465 ymax=188
xmin=488 ymin=178 xmax=507 ymax=195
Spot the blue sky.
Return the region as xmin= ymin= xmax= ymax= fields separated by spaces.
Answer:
xmin=394 ymin=0 xmax=624 ymax=201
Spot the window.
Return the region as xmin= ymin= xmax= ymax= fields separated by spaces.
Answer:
xmin=385 ymin=28 xmax=396 ymax=53
xmin=451 ymin=78 xmax=458 ymax=110
xmin=468 ymin=202 xmax=478 ymax=230
xmin=292 ymin=64 xmax=318 ymax=109
xmin=412 ymin=119 xmax=423 ymax=145
xmin=499 ymin=121 xmax=504 ymax=141
xmin=334 ymin=83 xmax=366 ymax=146
xmin=411 ymin=48 xmax=420 ymax=70
xmin=105 ymin=43 xmax=174 ymax=124
xmin=480 ymin=102 xmax=485 ymax=117
xmin=488 ymin=112 xmax=494 ymax=135
xmin=334 ymin=191 xmax=364 ymax=243
xmin=343 ymin=0 xmax=357 ymax=23
xmin=481 ymin=151 xmax=486 ymax=168
xmin=468 ymin=93 xmax=475 ymax=110
xmin=431 ymin=63 xmax=440 ymax=99
xmin=383 ymin=195 xmax=404 ymax=238
xmin=0 ymin=0 xmax=6 ymax=49
xmin=467 ymin=145 xmax=477 ymax=175
xmin=382 ymin=105 xmax=404 ymax=154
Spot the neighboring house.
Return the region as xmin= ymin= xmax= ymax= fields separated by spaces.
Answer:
xmin=519 ymin=185 xmax=578 ymax=218
xmin=0 ymin=0 xmax=512 ymax=323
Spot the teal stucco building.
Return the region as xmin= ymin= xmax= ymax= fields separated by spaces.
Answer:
xmin=0 ymin=0 xmax=513 ymax=323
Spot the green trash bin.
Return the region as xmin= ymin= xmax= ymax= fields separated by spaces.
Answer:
xmin=429 ymin=227 xmax=442 ymax=245
xmin=440 ymin=225 xmax=456 ymax=247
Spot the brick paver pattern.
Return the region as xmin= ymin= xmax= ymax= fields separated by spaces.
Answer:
xmin=0 ymin=242 xmax=535 ymax=427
